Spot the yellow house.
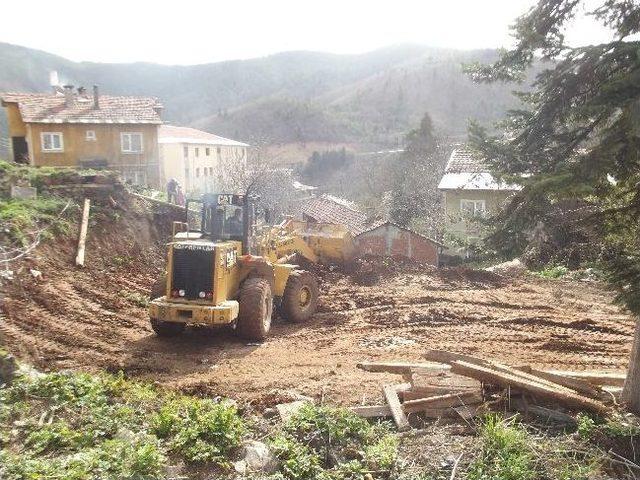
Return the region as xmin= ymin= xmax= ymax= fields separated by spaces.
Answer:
xmin=1 ymin=85 xmax=163 ymax=186
xmin=438 ymin=147 xmax=520 ymax=255
xmin=158 ymin=125 xmax=248 ymax=195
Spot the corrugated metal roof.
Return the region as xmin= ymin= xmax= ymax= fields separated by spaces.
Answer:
xmin=1 ymin=92 xmax=163 ymax=124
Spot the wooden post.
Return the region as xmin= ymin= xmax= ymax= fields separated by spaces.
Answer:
xmin=75 ymin=198 xmax=90 ymax=267
xmin=382 ymin=384 xmax=410 ymax=431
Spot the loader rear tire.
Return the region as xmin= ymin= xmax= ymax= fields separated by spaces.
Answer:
xmin=281 ymin=270 xmax=318 ymax=323
xmin=236 ymin=278 xmax=273 ymax=341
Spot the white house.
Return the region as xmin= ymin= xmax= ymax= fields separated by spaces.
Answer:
xmin=158 ymin=125 xmax=249 ymax=195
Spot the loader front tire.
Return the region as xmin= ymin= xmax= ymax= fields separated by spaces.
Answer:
xmin=281 ymin=270 xmax=318 ymax=323
xmin=149 ymin=275 xmax=184 ymax=337
xmin=236 ymin=278 xmax=273 ymax=341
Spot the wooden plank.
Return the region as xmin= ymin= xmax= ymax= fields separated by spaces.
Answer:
xmin=403 ymin=391 xmax=483 ymax=413
xmin=350 ymin=404 xmax=391 ymax=418
xmin=357 ymin=361 xmax=449 ymax=375
xmin=545 ymin=370 xmax=626 ymax=387
xmin=450 ymin=360 xmax=611 ymax=416
xmin=516 ymin=366 xmax=605 ymax=399
xmin=382 ymin=384 xmax=410 ymax=431
xmin=425 ymin=350 xmax=602 ymax=399
xmin=75 ymin=198 xmax=90 ymax=267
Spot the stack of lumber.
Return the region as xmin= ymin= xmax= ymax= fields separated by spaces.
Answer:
xmin=353 ymin=350 xmax=616 ymax=430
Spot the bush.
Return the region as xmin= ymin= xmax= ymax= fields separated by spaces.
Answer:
xmin=0 ymin=370 xmax=245 ymax=478
xmin=270 ymin=404 xmax=398 ymax=479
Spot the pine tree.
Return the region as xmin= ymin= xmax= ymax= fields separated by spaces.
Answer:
xmin=465 ymin=0 xmax=640 ymax=410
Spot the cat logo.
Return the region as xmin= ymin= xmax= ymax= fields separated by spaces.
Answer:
xmin=225 ymin=249 xmax=237 ymax=268
xmin=217 ymin=194 xmax=233 ymax=205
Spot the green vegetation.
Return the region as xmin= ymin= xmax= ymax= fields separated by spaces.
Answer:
xmin=0 ymin=160 xmax=79 ymax=246
xmin=119 ymin=289 xmax=149 ymax=308
xmin=269 ymin=403 xmax=398 ymax=479
xmin=532 ymin=265 xmax=568 ymax=279
xmin=0 ymin=370 xmax=245 ymax=479
xmin=468 ymin=414 xmax=603 ymax=480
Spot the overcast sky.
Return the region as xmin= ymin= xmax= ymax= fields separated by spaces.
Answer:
xmin=1 ymin=0 xmax=612 ymax=65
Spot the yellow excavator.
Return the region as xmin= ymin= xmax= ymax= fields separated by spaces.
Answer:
xmin=148 ymin=193 xmax=354 ymax=340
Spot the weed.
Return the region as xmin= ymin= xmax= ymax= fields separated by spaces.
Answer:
xmin=533 ymin=265 xmax=568 ymax=279
xmin=119 ymin=289 xmax=149 ymax=308
xmin=576 ymin=413 xmax=597 ymax=439
xmin=270 ymin=404 xmax=397 ymax=479
xmin=467 ymin=414 xmax=538 ymax=480
xmin=151 ymin=396 xmax=245 ymax=463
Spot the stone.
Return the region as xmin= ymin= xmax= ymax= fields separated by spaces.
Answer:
xmin=236 ymin=440 xmax=278 ymax=473
xmin=275 ymin=399 xmax=311 ymax=422
xmin=10 ymin=185 xmax=37 ymax=200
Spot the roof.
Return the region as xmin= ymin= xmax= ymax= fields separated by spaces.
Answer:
xmin=158 ymin=125 xmax=248 ymax=147
xmin=1 ymin=92 xmax=163 ymax=124
xmin=356 ymin=220 xmax=446 ymax=247
xmin=301 ymin=194 xmax=368 ymax=235
xmin=438 ymin=147 xmax=521 ymax=191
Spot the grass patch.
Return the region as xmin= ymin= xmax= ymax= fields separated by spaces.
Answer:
xmin=269 ymin=403 xmax=398 ymax=479
xmin=0 ymin=370 xmax=245 ymax=479
xmin=119 ymin=289 xmax=149 ymax=308
xmin=467 ymin=414 xmax=604 ymax=480
xmin=532 ymin=265 xmax=568 ymax=279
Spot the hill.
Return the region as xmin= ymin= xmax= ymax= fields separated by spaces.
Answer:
xmin=0 ymin=42 xmax=527 ymax=146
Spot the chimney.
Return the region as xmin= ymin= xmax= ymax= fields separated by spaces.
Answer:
xmin=93 ymin=85 xmax=100 ymax=109
xmin=49 ymin=71 xmax=59 ymax=94
xmin=63 ymin=85 xmax=74 ymax=107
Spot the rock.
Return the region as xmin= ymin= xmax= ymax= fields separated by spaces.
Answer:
xmin=485 ymin=258 xmax=525 ymax=276
xmin=30 ymin=268 xmax=42 ymax=279
xmin=275 ymin=399 xmax=311 ymax=422
xmin=0 ymin=352 xmax=18 ymax=385
xmin=10 ymin=185 xmax=37 ymax=200
xmin=236 ymin=440 xmax=278 ymax=473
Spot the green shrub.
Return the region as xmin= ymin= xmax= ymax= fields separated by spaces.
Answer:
xmin=151 ymin=396 xmax=245 ymax=463
xmin=533 ymin=265 xmax=568 ymax=279
xmin=270 ymin=404 xmax=397 ymax=479
xmin=468 ymin=414 xmax=538 ymax=480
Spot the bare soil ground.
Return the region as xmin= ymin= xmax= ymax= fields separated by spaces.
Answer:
xmin=0 ymin=198 xmax=634 ymax=408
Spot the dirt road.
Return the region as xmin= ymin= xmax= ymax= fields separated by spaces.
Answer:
xmin=2 ymin=231 xmax=633 ymax=407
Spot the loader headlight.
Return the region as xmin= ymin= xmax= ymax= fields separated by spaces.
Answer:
xmin=199 ymin=291 xmax=206 ymax=298
xmin=171 ymin=289 xmax=179 ymax=298
xmin=206 ymin=292 xmax=213 ymax=299
xmin=179 ymin=289 xmax=185 ymax=297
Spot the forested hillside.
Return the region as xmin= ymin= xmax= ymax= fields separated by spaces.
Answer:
xmin=0 ymin=42 xmax=527 ymax=145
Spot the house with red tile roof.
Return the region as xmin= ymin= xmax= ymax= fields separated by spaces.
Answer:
xmin=1 ymin=85 xmax=163 ymax=186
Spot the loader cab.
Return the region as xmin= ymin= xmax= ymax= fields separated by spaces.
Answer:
xmin=184 ymin=193 xmax=251 ymax=247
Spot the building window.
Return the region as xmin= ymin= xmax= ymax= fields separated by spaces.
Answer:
xmin=195 ymin=147 xmax=199 ymax=157
xmin=85 ymin=130 xmax=96 ymax=141
xmin=41 ymin=132 xmax=63 ymax=152
xmin=183 ymin=146 xmax=189 ymax=158
xmin=121 ymin=132 xmax=143 ymax=153
xmin=196 ymin=167 xmax=200 ymax=178
xmin=204 ymin=167 xmax=208 ymax=176
xmin=460 ymin=199 xmax=486 ymax=217
xmin=206 ymin=147 xmax=210 ymax=156
xmin=209 ymin=167 xmax=213 ymax=175
xmin=217 ymin=146 xmax=221 ymax=155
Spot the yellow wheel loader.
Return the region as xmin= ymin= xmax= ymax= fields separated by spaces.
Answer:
xmin=148 ymin=193 xmax=354 ymax=341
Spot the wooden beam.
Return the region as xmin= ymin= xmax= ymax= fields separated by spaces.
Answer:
xmin=402 ymin=391 xmax=483 ymax=413
xmin=382 ymin=384 xmax=410 ymax=431
xmin=516 ymin=366 xmax=605 ymax=399
xmin=449 ymin=360 xmax=611 ymax=416
xmin=75 ymin=198 xmax=90 ymax=267
xmin=357 ymin=361 xmax=449 ymax=375
xmin=350 ymin=404 xmax=391 ymax=418
xmin=545 ymin=370 xmax=626 ymax=387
